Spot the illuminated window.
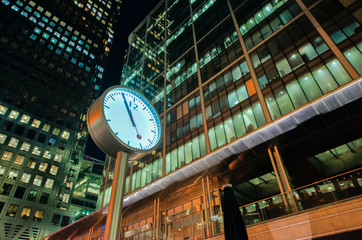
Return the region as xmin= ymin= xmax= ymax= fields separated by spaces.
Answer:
xmin=8 ymin=169 xmax=19 ymax=180
xmin=45 ymin=178 xmax=54 ymax=189
xmin=43 ymin=150 xmax=51 ymax=159
xmin=34 ymin=27 xmax=41 ymax=34
xmin=27 ymin=158 xmax=36 ymax=169
xmin=54 ymin=153 xmax=62 ymax=162
xmin=14 ymin=155 xmax=25 ymax=165
xmin=66 ymin=181 xmax=73 ymax=190
xmin=11 ymin=5 xmax=19 ymax=11
xmin=6 ymin=204 xmax=19 ymax=217
xmin=1 ymin=151 xmax=13 ymax=161
xmin=21 ymin=173 xmax=31 ymax=183
xmin=8 ymin=137 xmax=19 ymax=148
xmin=42 ymin=32 xmax=49 ymax=39
xmin=20 ymin=207 xmax=32 ymax=219
xmin=61 ymin=36 xmax=68 ymax=42
xmin=0 ymin=133 xmax=7 ymax=144
xmin=31 ymin=119 xmax=41 ymax=128
xmin=48 ymin=137 xmax=56 ymax=146
xmin=34 ymin=209 xmax=44 ymax=222
xmin=42 ymin=123 xmax=51 ymax=132
xmin=38 ymin=162 xmax=48 ymax=172
xmin=20 ymin=114 xmax=30 ymax=124
xmin=52 ymin=127 xmax=60 ymax=136
xmin=32 ymin=146 xmax=41 ymax=155
xmin=62 ymin=193 xmax=70 ymax=203
xmin=33 ymin=175 xmax=43 ymax=186
xmin=9 ymin=110 xmax=19 ymax=119
xmin=20 ymin=142 xmax=31 ymax=152
xmin=61 ymin=131 xmax=70 ymax=140
xmin=0 ymin=165 xmax=6 ymax=176
xmin=50 ymin=165 xmax=58 ymax=175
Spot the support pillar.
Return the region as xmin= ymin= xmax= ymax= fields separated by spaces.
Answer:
xmin=104 ymin=151 xmax=129 ymax=240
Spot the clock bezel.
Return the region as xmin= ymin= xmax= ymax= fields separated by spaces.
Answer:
xmin=87 ymin=85 xmax=162 ymax=158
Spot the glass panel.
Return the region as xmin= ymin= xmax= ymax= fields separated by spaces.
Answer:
xmin=325 ymin=59 xmax=351 ymax=86
xmin=275 ymin=58 xmax=292 ymax=77
xmin=285 ymin=81 xmax=308 ymax=109
xmin=275 ymin=89 xmax=294 ymax=115
xmin=312 ymin=66 xmax=338 ymax=94
xmin=224 ymin=119 xmax=236 ymax=143
xmin=298 ymin=73 xmax=323 ymax=101
xmin=344 ymin=47 xmax=362 ymax=75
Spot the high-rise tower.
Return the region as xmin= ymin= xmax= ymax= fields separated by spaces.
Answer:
xmin=0 ymin=0 xmax=121 ymax=239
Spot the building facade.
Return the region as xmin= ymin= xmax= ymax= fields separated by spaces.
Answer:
xmin=0 ymin=0 xmax=121 ymax=239
xmin=70 ymin=155 xmax=103 ymax=223
xmin=46 ymin=0 xmax=362 ymax=239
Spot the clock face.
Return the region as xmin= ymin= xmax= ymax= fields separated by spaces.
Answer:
xmin=102 ymin=87 xmax=161 ymax=152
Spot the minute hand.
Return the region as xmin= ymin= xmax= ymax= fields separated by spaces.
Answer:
xmin=121 ymin=93 xmax=142 ymax=140
xmin=121 ymin=93 xmax=135 ymax=127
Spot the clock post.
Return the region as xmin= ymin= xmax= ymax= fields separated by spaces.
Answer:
xmin=104 ymin=151 xmax=128 ymax=240
xmin=87 ymin=86 xmax=162 ymax=240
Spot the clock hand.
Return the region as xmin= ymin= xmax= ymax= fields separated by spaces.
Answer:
xmin=121 ymin=93 xmax=142 ymax=139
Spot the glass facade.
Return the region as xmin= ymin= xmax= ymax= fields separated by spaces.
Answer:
xmin=0 ymin=0 xmax=121 ymax=239
xmin=116 ymin=0 xmax=361 ymax=199
xmin=47 ymin=0 xmax=361 ymax=239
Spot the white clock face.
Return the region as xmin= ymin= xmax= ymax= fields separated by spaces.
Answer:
xmin=103 ymin=87 xmax=161 ymax=152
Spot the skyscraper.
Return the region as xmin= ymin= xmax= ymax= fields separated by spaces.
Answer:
xmin=46 ymin=0 xmax=362 ymax=239
xmin=0 ymin=0 xmax=121 ymax=239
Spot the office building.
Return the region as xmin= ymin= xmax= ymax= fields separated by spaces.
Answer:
xmin=0 ymin=0 xmax=121 ymax=239
xmin=70 ymin=155 xmax=103 ymax=223
xmin=46 ymin=0 xmax=362 ymax=239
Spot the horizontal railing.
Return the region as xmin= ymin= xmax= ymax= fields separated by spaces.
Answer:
xmin=239 ymin=168 xmax=362 ymax=225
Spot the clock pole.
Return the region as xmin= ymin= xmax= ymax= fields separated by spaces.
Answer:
xmin=104 ymin=151 xmax=129 ymax=240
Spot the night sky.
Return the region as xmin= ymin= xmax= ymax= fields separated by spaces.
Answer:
xmin=84 ymin=0 xmax=160 ymax=160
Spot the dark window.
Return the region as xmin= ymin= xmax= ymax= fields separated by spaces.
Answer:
xmin=14 ymin=125 xmax=25 ymax=135
xmin=51 ymin=214 xmax=61 ymax=225
xmin=14 ymin=186 xmax=26 ymax=199
xmin=26 ymin=129 xmax=36 ymax=139
xmin=37 ymin=133 xmax=47 ymax=143
xmin=59 ymin=141 xmax=67 ymax=150
xmin=56 ymin=117 xmax=64 ymax=125
xmin=39 ymin=192 xmax=50 ymax=204
xmin=0 ymin=183 xmax=13 ymax=196
xmin=0 ymin=202 xmax=5 ymax=214
xmin=2 ymin=121 xmax=14 ymax=131
xmin=60 ymin=215 xmax=70 ymax=227
xmin=26 ymin=189 xmax=38 ymax=201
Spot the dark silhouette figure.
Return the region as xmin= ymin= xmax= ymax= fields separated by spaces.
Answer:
xmin=222 ymin=186 xmax=249 ymax=240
